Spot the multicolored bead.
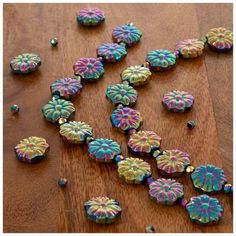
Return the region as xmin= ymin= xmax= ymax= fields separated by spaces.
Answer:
xmin=206 ymin=27 xmax=233 ymax=52
xmin=42 ymin=99 xmax=75 ymax=124
xmin=10 ymin=53 xmax=41 ymax=74
xmin=14 ymin=136 xmax=49 ymax=163
xmin=97 ymin=43 xmax=127 ymax=62
xmin=186 ymin=194 xmax=224 ymax=225
xmin=112 ymin=23 xmax=142 ymax=47
xmin=156 ymin=149 xmax=190 ymax=177
xmin=128 ymin=131 xmax=161 ymax=156
xmin=88 ymin=138 xmax=121 ymax=163
xmin=110 ymin=107 xmax=143 ymax=133
xmin=84 ymin=196 xmax=122 ymax=224
xmin=77 ymin=8 xmax=105 ymax=26
xmin=191 ymin=164 xmax=227 ymax=193
xmin=175 ymin=39 xmax=205 ymax=58
xmin=117 ymin=157 xmax=151 ymax=184
xmin=146 ymin=49 xmax=176 ymax=71
xmin=148 ymin=178 xmax=184 ymax=205
xmin=59 ymin=121 xmax=93 ymax=144
xmin=106 ymin=83 xmax=138 ymax=106
xmin=120 ymin=65 xmax=152 ymax=86
xmin=58 ymin=178 xmax=68 ymax=187
xmin=162 ymin=90 xmax=194 ymax=113
xmin=50 ymin=77 xmax=82 ymax=100
xmin=73 ymin=58 xmax=104 ymax=81
xmin=10 ymin=104 xmax=20 ymax=114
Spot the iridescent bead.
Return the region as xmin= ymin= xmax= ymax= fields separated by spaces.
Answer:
xmin=175 ymin=39 xmax=205 ymax=58
xmin=88 ymin=138 xmax=121 ymax=163
xmin=223 ymin=183 xmax=233 ymax=193
xmin=42 ymin=99 xmax=75 ymax=124
xmin=191 ymin=164 xmax=227 ymax=193
xmin=49 ymin=38 xmax=58 ymax=47
xmin=50 ymin=77 xmax=82 ymax=100
xmin=162 ymin=90 xmax=194 ymax=113
xmin=73 ymin=58 xmax=104 ymax=81
xmin=112 ymin=23 xmax=142 ymax=47
xmin=97 ymin=43 xmax=127 ymax=63
xmin=10 ymin=104 xmax=20 ymax=114
xmin=77 ymin=8 xmax=105 ymax=26
xmin=117 ymin=157 xmax=151 ymax=184
xmin=186 ymin=194 xmax=223 ymax=225
xmin=156 ymin=149 xmax=190 ymax=177
xmin=110 ymin=107 xmax=143 ymax=133
xmin=113 ymin=154 xmax=126 ymax=164
xmin=58 ymin=178 xmax=68 ymax=187
xmin=146 ymin=49 xmax=176 ymax=71
xmin=148 ymin=178 xmax=184 ymax=205
xmin=106 ymin=83 xmax=138 ymax=106
xmin=128 ymin=130 xmax=161 ymax=156
xmin=187 ymin=120 xmax=196 ymax=129
xmin=10 ymin=53 xmax=41 ymax=74
xmin=14 ymin=136 xmax=49 ymax=163
xmin=206 ymin=27 xmax=233 ymax=52
xmin=59 ymin=121 xmax=93 ymax=144
xmin=120 ymin=65 xmax=152 ymax=86
xmin=84 ymin=196 xmax=122 ymax=224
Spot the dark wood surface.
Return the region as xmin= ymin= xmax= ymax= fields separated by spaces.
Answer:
xmin=3 ymin=3 xmax=233 ymax=233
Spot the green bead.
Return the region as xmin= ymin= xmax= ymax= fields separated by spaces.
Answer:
xmin=11 ymin=104 xmax=19 ymax=114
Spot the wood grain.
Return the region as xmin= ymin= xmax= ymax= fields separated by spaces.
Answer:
xmin=3 ymin=3 xmax=233 ymax=233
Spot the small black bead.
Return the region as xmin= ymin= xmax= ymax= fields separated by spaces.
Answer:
xmin=145 ymin=225 xmax=155 ymax=233
xmin=58 ymin=178 xmax=68 ymax=187
xmin=50 ymin=38 xmax=58 ymax=47
xmin=187 ymin=120 xmax=196 ymax=129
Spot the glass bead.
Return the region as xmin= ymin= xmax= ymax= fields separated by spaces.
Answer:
xmin=191 ymin=164 xmax=227 ymax=193
xmin=187 ymin=120 xmax=196 ymax=129
xmin=145 ymin=226 xmax=155 ymax=233
xmin=59 ymin=121 xmax=93 ymax=144
xmin=73 ymin=57 xmax=104 ymax=81
xmin=113 ymin=154 xmax=126 ymax=164
xmin=121 ymin=65 xmax=152 ymax=86
xmin=97 ymin=43 xmax=127 ymax=63
xmin=14 ymin=136 xmax=49 ymax=163
xmin=49 ymin=38 xmax=58 ymax=47
xmin=162 ymin=90 xmax=194 ymax=113
xmin=112 ymin=23 xmax=142 ymax=47
xmin=175 ymin=39 xmax=205 ymax=58
xmin=10 ymin=104 xmax=20 ymax=114
xmin=58 ymin=178 xmax=68 ymax=187
xmin=186 ymin=194 xmax=223 ymax=225
xmin=88 ymin=138 xmax=121 ymax=163
xmin=84 ymin=196 xmax=122 ymax=224
xmin=10 ymin=53 xmax=41 ymax=74
xmin=128 ymin=130 xmax=161 ymax=156
xmin=77 ymin=8 xmax=105 ymax=26
xmin=117 ymin=157 xmax=151 ymax=184
xmin=148 ymin=178 xmax=184 ymax=205
xmin=223 ymin=183 xmax=233 ymax=193
xmin=146 ymin=49 xmax=176 ymax=71
xmin=106 ymin=83 xmax=138 ymax=106
xmin=186 ymin=165 xmax=195 ymax=173
xmin=110 ymin=107 xmax=143 ymax=133
xmin=156 ymin=149 xmax=190 ymax=177
xmin=206 ymin=27 xmax=233 ymax=52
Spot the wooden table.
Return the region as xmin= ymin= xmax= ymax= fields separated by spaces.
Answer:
xmin=3 ymin=3 xmax=233 ymax=233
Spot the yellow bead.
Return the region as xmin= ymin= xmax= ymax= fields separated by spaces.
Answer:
xmin=186 ymin=165 xmax=195 ymax=173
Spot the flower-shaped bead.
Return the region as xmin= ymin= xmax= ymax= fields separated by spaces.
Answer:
xmin=156 ymin=149 xmax=190 ymax=177
xmin=110 ymin=107 xmax=143 ymax=133
xmin=106 ymin=83 xmax=138 ymax=106
xmin=186 ymin=194 xmax=224 ymax=225
xmin=10 ymin=53 xmax=41 ymax=74
xmin=50 ymin=77 xmax=82 ymax=99
xmin=175 ymin=39 xmax=205 ymax=58
xmin=162 ymin=90 xmax=194 ymax=113
xmin=146 ymin=49 xmax=176 ymax=71
xmin=148 ymin=178 xmax=184 ymax=205
xmin=128 ymin=131 xmax=161 ymax=156
xmin=76 ymin=8 xmax=105 ymax=26
xmin=191 ymin=164 xmax=227 ymax=193
xmin=88 ymin=138 xmax=121 ymax=162
xmin=84 ymin=196 xmax=122 ymax=224
xmin=14 ymin=136 xmax=49 ymax=163
xmin=112 ymin=23 xmax=142 ymax=46
xmin=59 ymin=121 xmax=93 ymax=144
xmin=206 ymin=27 xmax=233 ymax=52
xmin=121 ymin=65 xmax=152 ymax=86
xmin=73 ymin=58 xmax=104 ymax=81
xmin=117 ymin=157 xmax=151 ymax=184
xmin=42 ymin=99 xmax=75 ymax=123
xmin=97 ymin=43 xmax=127 ymax=62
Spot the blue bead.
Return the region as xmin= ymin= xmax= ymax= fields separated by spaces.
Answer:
xmin=58 ymin=178 xmax=68 ymax=187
